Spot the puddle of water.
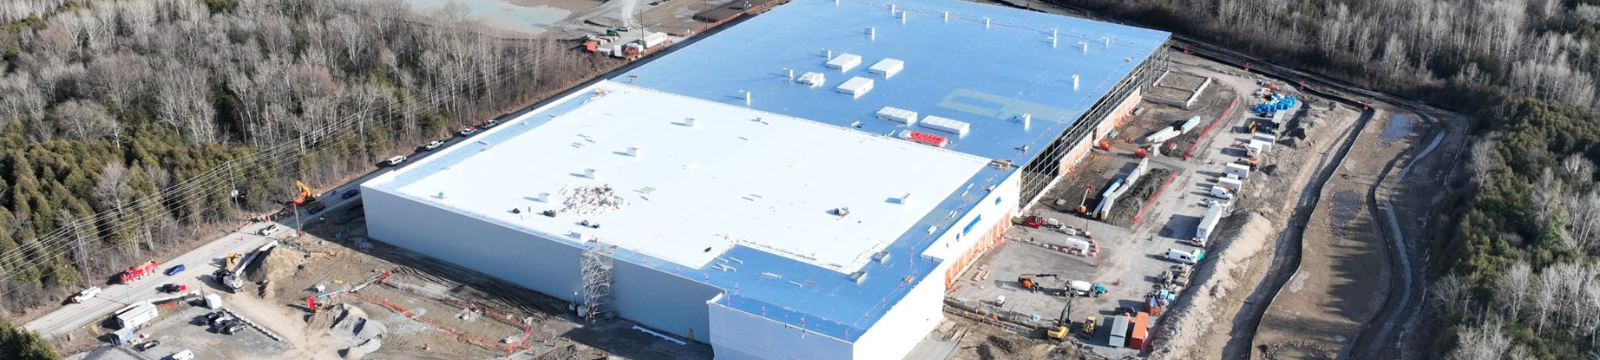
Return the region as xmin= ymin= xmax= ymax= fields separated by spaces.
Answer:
xmin=1329 ymin=191 xmax=1360 ymax=226
xmin=403 ymin=0 xmax=572 ymax=34
xmin=1380 ymin=113 xmax=1414 ymax=144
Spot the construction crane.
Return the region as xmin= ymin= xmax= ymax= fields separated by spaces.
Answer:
xmin=1047 ymin=297 xmax=1075 ymax=340
xmin=1076 ymin=186 xmax=1094 ymax=214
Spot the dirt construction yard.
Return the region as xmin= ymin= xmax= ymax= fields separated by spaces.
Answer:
xmin=1251 ymin=109 xmax=1412 ymax=359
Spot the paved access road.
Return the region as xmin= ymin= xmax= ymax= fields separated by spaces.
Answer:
xmin=24 ymin=223 xmax=279 ymax=337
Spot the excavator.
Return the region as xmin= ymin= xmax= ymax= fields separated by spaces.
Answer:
xmin=1046 ymin=297 xmax=1075 ymax=340
xmin=223 ymin=252 xmax=241 ymax=270
xmin=290 ymin=181 xmax=314 ymax=205
xmin=1017 ymin=274 xmax=1058 ymax=293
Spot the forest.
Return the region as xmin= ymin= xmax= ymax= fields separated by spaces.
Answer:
xmin=1434 ymin=99 xmax=1600 ymax=359
xmin=1047 ymin=0 xmax=1599 ymax=114
xmin=1040 ymin=0 xmax=1600 ymax=358
xmin=0 ymin=0 xmax=613 ymax=314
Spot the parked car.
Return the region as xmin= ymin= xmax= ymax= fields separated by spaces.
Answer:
xmin=134 ymin=340 xmax=160 ymax=351
xmin=159 ymin=284 xmax=187 ymax=293
xmin=340 ymin=189 xmax=359 ymax=199
xmin=307 ymin=202 xmax=327 ymax=214
xmin=458 ymin=126 xmax=477 ymax=136
xmin=482 ymin=119 xmax=499 ymax=128
xmin=423 ymin=140 xmax=445 ymax=150
xmin=221 ymin=324 xmax=246 ymax=335
xmin=169 ymin=349 xmax=194 ymax=360
xmin=258 ymin=224 xmax=280 ymax=236
xmin=385 ymin=155 xmax=407 ymax=166
xmin=164 ymin=264 xmax=186 ymax=276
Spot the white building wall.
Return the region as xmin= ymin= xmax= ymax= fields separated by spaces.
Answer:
xmin=851 ymin=272 xmax=945 ymax=360
xmin=708 ymin=298 xmax=853 ymax=360
xmin=922 ymin=172 xmax=1022 ymax=263
xmin=361 ymin=186 xmax=585 ymax=297
xmin=362 ymin=185 xmax=721 ymax=339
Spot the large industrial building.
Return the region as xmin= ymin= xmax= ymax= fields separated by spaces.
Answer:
xmin=360 ymin=0 xmax=1168 ymax=358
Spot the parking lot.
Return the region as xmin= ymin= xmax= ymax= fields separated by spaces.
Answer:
xmin=122 ymin=306 xmax=289 ymax=360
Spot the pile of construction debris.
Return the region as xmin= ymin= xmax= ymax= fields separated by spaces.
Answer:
xmin=309 ymin=303 xmax=388 ymax=359
xmin=560 ymin=185 xmax=630 ymax=216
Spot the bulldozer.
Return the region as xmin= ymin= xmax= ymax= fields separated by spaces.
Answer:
xmin=1080 ymin=315 xmax=1097 ymax=337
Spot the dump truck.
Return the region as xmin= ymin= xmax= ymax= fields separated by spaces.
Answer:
xmin=119 ymin=261 xmax=160 ymax=284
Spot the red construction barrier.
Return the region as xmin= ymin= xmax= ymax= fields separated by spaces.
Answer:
xmin=1182 ymin=97 xmax=1240 ymax=158
xmin=1131 ymin=170 xmax=1180 ymax=226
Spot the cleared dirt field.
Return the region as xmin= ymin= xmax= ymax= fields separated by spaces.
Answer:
xmin=1251 ymin=110 xmax=1422 ymax=359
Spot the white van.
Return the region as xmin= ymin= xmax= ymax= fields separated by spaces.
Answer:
xmin=1167 ymin=248 xmax=1204 ymax=264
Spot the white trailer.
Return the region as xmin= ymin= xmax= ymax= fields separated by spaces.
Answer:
xmin=1224 ymin=163 xmax=1251 ymax=179
xmin=1218 ymin=177 xmax=1242 ymax=192
xmin=113 ymin=302 xmax=158 ymax=329
xmin=1194 ymin=205 xmax=1225 ymax=245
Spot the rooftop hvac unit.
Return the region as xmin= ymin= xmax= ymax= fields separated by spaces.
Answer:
xmin=797 ymin=72 xmax=826 ymax=88
xmin=826 ymin=53 xmax=862 ymax=71
xmin=869 ymin=58 xmax=904 ymax=78
xmin=902 ymin=130 xmax=949 ymax=147
xmin=836 ymin=77 xmax=874 ymax=98
xmin=876 ymin=106 xmax=918 ymax=124
xmin=920 ymin=115 xmax=970 ymax=136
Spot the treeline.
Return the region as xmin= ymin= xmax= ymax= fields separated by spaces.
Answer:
xmin=1429 ymin=99 xmax=1600 ymax=359
xmin=0 ymin=316 xmax=57 ymax=360
xmin=0 ymin=0 xmax=614 ymax=312
xmin=1044 ymin=0 xmax=1599 ymax=113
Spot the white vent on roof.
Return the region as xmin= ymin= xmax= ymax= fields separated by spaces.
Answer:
xmin=876 ymin=106 xmax=917 ymax=124
xmin=537 ymin=192 xmax=550 ymax=202
xmin=867 ymin=26 xmax=875 ymax=40
xmin=869 ymin=58 xmax=904 ymax=78
xmin=1021 ymin=113 xmax=1032 ymax=130
xmin=798 ymin=72 xmax=826 ymax=87
xmin=584 ymin=168 xmax=600 ymax=180
xmin=683 ymin=118 xmax=697 ymax=127
xmin=921 ymin=115 xmax=971 ymax=136
xmin=1072 ymin=75 xmax=1080 ymax=90
xmin=826 ymin=53 xmax=861 ymax=71
xmin=627 ymin=147 xmax=641 ymax=158
xmin=836 ymin=77 xmax=874 ymax=98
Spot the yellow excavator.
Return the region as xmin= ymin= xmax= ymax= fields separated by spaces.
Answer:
xmin=1047 ymin=297 xmax=1074 ymax=340
xmin=223 ymin=252 xmax=241 ymax=270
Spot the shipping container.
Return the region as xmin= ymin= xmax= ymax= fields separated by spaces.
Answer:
xmin=1109 ymin=315 xmax=1129 ymax=348
xmin=1130 ymin=312 xmax=1150 ymax=349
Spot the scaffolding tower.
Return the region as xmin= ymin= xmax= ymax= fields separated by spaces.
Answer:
xmin=579 ymin=242 xmax=615 ymax=322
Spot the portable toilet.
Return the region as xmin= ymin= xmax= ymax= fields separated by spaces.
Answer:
xmin=1109 ymin=315 xmax=1129 ymax=348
